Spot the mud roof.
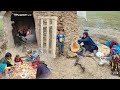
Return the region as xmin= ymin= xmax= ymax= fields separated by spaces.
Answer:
xmin=12 ymin=11 xmax=33 ymax=14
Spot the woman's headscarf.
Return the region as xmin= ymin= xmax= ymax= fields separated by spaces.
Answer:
xmin=83 ymin=32 xmax=89 ymax=37
xmin=110 ymin=40 xmax=117 ymax=48
xmin=5 ymin=52 xmax=12 ymax=58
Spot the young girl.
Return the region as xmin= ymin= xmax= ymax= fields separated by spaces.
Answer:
xmin=14 ymin=55 xmax=23 ymax=65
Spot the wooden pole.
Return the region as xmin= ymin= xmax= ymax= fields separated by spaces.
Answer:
xmin=46 ymin=19 xmax=49 ymax=54
xmin=41 ymin=19 xmax=43 ymax=50
xmin=52 ymin=17 xmax=57 ymax=58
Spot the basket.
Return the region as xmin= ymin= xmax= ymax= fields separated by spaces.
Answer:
xmin=70 ymin=41 xmax=80 ymax=53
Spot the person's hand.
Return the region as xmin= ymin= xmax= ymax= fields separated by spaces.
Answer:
xmin=80 ymin=42 xmax=84 ymax=46
xmin=5 ymin=67 xmax=11 ymax=70
xmin=11 ymin=66 xmax=15 ymax=69
xmin=79 ymin=36 xmax=82 ymax=38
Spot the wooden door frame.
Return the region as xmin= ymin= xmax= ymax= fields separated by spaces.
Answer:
xmin=36 ymin=16 xmax=58 ymax=58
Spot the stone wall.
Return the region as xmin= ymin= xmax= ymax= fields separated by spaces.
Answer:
xmin=33 ymin=11 xmax=79 ymax=53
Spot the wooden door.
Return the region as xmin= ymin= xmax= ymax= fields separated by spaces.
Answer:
xmin=37 ymin=16 xmax=57 ymax=58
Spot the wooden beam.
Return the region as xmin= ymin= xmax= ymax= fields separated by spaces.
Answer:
xmin=52 ymin=17 xmax=57 ymax=58
xmin=46 ymin=19 xmax=49 ymax=54
xmin=41 ymin=19 xmax=43 ymax=50
xmin=43 ymin=24 xmax=53 ymax=27
xmin=37 ymin=19 xmax=40 ymax=48
xmin=39 ymin=16 xmax=57 ymax=58
xmin=38 ymin=16 xmax=58 ymax=20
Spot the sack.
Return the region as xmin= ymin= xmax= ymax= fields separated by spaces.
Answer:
xmin=96 ymin=52 xmax=104 ymax=58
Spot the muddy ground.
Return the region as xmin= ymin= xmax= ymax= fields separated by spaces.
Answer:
xmin=2 ymin=30 xmax=120 ymax=79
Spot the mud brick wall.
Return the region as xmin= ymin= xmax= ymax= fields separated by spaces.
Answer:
xmin=3 ymin=11 xmax=15 ymax=49
xmin=33 ymin=11 xmax=79 ymax=53
xmin=2 ymin=11 xmax=79 ymax=55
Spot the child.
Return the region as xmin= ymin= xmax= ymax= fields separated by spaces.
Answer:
xmin=57 ymin=29 xmax=65 ymax=56
xmin=30 ymin=51 xmax=39 ymax=60
xmin=31 ymin=51 xmax=41 ymax=69
xmin=14 ymin=55 xmax=23 ymax=65
xmin=26 ymin=49 xmax=32 ymax=56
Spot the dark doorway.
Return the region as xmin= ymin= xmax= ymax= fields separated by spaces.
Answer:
xmin=11 ymin=11 xmax=37 ymax=47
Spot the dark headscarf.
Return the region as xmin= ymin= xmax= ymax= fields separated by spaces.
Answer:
xmin=5 ymin=52 xmax=12 ymax=58
xmin=83 ymin=32 xmax=89 ymax=37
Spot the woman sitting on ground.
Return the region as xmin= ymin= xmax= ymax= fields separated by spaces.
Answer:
xmin=105 ymin=39 xmax=120 ymax=55
xmin=77 ymin=31 xmax=98 ymax=56
xmin=0 ymin=52 xmax=15 ymax=78
xmin=36 ymin=61 xmax=51 ymax=79
xmin=0 ymin=52 xmax=14 ymax=67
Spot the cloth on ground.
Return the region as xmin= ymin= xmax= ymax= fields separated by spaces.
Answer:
xmin=0 ymin=64 xmax=7 ymax=72
xmin=36 ymin=63 xmax=51 ymax=79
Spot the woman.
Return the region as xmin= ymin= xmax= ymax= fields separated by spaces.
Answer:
xmin=0 ymin=52 xmax=14 ymax=78
xmin=36 ymin=61 xmax=51 ymax=79
xmin=78 ymin=32 xmax=98 ymax=55
xmin=22 ymin=30 xmax=27 ymax=37
xmin=105 ymin=40 xmax=120 ymax=55
xmin=16 ymin=30 xmax=26 ymax=46
xmin=0 ymin=52 xmax=14 ymax=67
